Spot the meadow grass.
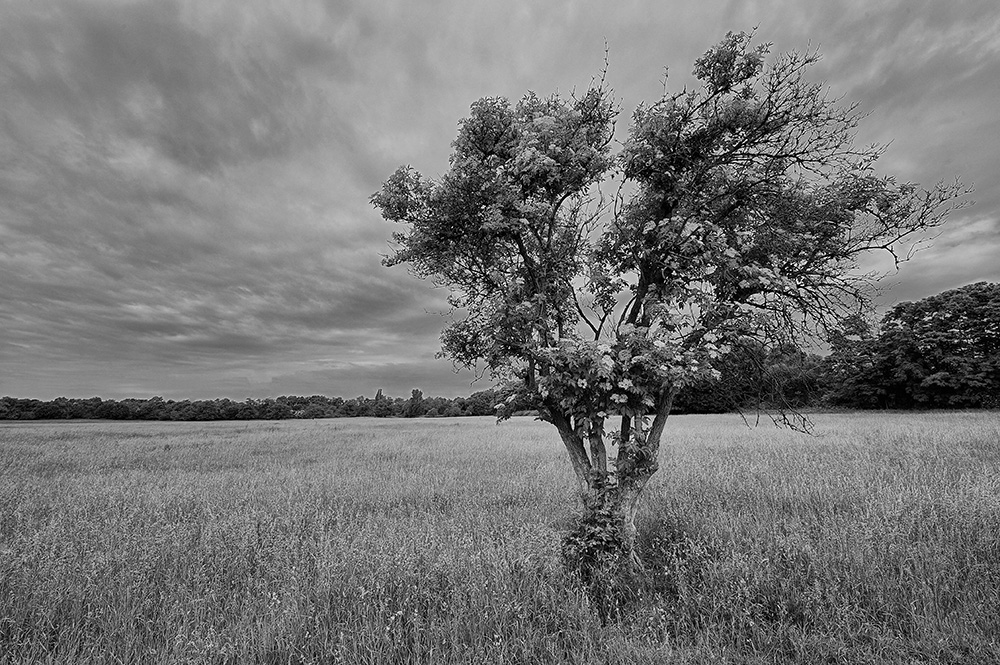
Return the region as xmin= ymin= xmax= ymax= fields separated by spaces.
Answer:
xmin=0 ymin=412 xmax=998 ymax=664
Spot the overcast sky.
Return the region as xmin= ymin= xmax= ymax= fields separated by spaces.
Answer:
xmin=2 ymin=0 xmax=998 ymax=401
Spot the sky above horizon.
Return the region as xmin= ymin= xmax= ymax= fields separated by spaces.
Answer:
xmin=2 ymin=0 xmax=998 ymax=401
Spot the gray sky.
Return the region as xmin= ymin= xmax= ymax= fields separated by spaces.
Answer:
xmin=2 ymin=0 xmax=998 ymax=400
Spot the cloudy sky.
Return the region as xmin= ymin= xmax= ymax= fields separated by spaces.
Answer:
xmin=2 ymin=0 xmax=998 ymax=400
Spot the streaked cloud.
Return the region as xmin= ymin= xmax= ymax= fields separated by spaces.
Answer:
xmin=1 ymin=0 xmax=996 ymax=399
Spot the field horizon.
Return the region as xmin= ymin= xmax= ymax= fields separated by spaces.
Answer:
xmin=2 ymin=412 xmax=998 ymax=663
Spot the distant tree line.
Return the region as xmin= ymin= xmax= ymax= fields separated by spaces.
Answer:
xmin=2 ymin=283 xmax=995 ymax=421
xmin=0 ymin=388 xmax=500 ymax=421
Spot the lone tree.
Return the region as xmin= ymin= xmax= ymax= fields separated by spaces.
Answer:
xmin=372 ymin=32 xmax=966 ymax=566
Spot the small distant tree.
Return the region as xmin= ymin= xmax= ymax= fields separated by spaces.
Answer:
xmin=372 ymin=32 xmax=966 ymax=567
xmin=404 ymin=389 xmax=426 ymax=417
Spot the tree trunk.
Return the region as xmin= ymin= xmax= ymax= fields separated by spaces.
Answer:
xmin=577 ymin=479 xmax=649 ymax=568
xmin=553 ymin=392 xmax=675 ymax=572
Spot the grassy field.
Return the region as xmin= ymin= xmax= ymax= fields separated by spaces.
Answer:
xmin=1 ymin=412 xmax=998 ymax=664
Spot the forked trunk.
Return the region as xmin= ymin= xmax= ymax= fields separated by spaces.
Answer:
xmin=552 ymin=393 xmax=675 ymax=571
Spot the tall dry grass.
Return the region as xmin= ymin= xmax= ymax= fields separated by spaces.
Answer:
xmin=0 ymin=412 xmax=997 ymax=663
